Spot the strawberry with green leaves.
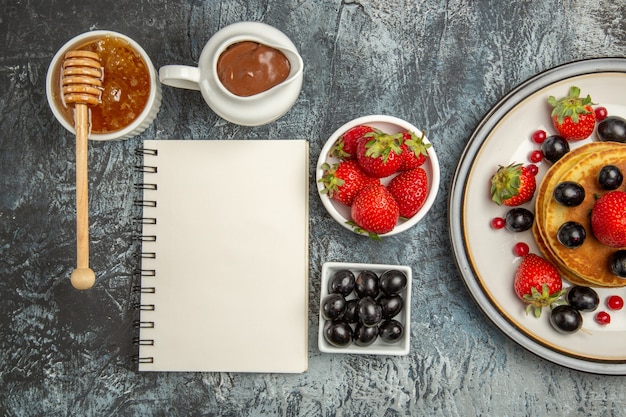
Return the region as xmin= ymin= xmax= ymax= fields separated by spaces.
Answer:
xmin=490 ymin=163 xmax=537 ymax=206
xmin=398 ymin=130 xmax=430 ymax=171
xmin=387 ymin=167 xmax=429 ymax=218
xmin=331 ymin=125 xmax=375 ymax=160
xmin=319 ymin=160 xmax=379 ymax=206
xmin=548 ymin=86 xmax=596 ymax=141
xmin=513 ymin=253 xmax=565 ymax=318
xmin=350 ymin=183 xmax=399 ymax=239
xmin=591 ymin=190 xmax=626 ymax=248
xmin=356 ymin=130 xmax=403 ymax=178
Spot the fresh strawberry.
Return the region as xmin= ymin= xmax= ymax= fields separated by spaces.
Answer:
xmin=330 ymin=125 xmax=375 ymax=160
xmin=490 ymin=163 xmax=537 ymax=206
xmin=318 ymin=161 xmax=379 ymax=206
xmin=386 ymin=167 xmax=429 ymax=218
xmin=356 ymin=130 xmax=403 ymax=178
xmin=398 ymin=130 xmax=430 ymax=171
xmin=548 ymin=86 xmax=596 ymax=141
xmin=591 ymin=190 xmax=626 ymax=248
xmin=350 ymin=183 xmax=399 ymax=238
xmin=513 ymin=253 xmax=565 ymax=318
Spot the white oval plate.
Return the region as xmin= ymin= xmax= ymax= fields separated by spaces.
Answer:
xmin=449 ymin=58 xmax=626 ymax=375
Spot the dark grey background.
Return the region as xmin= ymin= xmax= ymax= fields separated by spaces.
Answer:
xmin=2 ymin=0 xmax=626 ymax=415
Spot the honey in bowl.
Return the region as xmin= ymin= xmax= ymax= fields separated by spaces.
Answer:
xmin=57 ymin=35 xmax=151 ymax=133
xmin=216 ymin=41 xmax=291 ymax=97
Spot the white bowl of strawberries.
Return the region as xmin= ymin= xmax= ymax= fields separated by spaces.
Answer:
xmin=316 ymin=115 xmax=440 ymax=238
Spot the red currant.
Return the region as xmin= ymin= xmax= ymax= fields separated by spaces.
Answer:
xmin=595 ymin=311 xmax=611 ymax=325
xmin=595 ymin=106 xmax=608 ymax=121
xmin=607 ymin=295 xmax=624 ymax=311
xmin=526 ymin=164 xmax=539 ymax=176
xmin=531 ymin=130 xmax=547 ymax=144
xmin=491 ymin=217 xmax=505 ymax=229
xmin=513 ymin=242 xmax=529 ymax=257
xmin=529 ymin=150 xmax=543 ymax=163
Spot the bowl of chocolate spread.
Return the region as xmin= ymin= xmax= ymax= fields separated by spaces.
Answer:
xmin=159 ymin=22 xmax=303 ymax=126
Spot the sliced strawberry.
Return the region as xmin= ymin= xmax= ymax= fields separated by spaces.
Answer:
xmin=591 ymin=190 xmax=626 ymax=248
xmin=330 ymin=125 xmax=375 ymax=160
xmin=490 ymin=163 xmax=536 ymax=206
xmin=350 ymin=183 xmax=399 ymax=238
xmin=548 ymin=86 xmax=596 ymax=141
xmin=387 ymin=168 xmax=429 ymax=218
xmin=356 ymin=131 xmax=403 ymax=178
xmin=398 ymin=130 xmax=430 ymax=171
xmin=319 ymin=161 xmax=379 ymax=206
xmin=513 ymin=253 xmax=565 ymax=318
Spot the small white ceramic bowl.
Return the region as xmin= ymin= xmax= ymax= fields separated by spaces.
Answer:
xmin=318 ymin=262 xmax=412 ymax=355
xmin=46 ymin=30 xmax=162 ymax=141
xmin=316 ymin=115 xmax=440 ymax=237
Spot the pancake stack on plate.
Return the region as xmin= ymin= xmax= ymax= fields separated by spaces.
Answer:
xmin=533 ymin=141 xmax=626 ymax=287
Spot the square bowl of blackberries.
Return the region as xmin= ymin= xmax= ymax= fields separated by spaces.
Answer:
xmin=318 ymin=262 xmax=412 ymax=355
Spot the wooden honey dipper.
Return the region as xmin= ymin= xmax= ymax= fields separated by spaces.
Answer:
xmin=62 ymin=50 xmax=103 ymax=290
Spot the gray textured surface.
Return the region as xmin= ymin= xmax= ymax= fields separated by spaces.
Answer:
xmin=2 ymin=0 xmax=626 ymax=416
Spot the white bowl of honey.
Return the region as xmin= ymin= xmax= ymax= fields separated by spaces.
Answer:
xmin=46 ymin=30 xmax=162 ymax=141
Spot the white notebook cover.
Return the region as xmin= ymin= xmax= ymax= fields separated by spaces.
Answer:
xmin=137 ymin=139 xmax=309 ymax=373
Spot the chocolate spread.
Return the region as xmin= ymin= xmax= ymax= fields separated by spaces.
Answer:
xmin=217 ymin=41 xmax=291 ymax=97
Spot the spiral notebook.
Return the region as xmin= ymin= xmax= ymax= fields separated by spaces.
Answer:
xmin=135 ymin=139 xmax=309 ymax=373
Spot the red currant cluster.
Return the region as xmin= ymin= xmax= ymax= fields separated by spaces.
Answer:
xmin=490 ymin=216 xmax=531 ymax=256
xmin=595 ymin=294 xmax=623 ymax=325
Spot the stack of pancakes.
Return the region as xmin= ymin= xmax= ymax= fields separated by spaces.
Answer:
xmin=533 ymin=141 xmax=626 ymax=287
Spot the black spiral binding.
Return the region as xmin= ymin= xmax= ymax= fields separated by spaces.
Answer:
xmin=134 ymin=183 xmax=157 ymax=191
xmin=133 ymin=285 xmax=156 ymax=294
xmin=134 ymin=199 xmax=157 ymax=208
xmin=132 ymin=146 xmax=159 ymax=366
xmin=134 ymin=268 xmax=156 ymax=278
